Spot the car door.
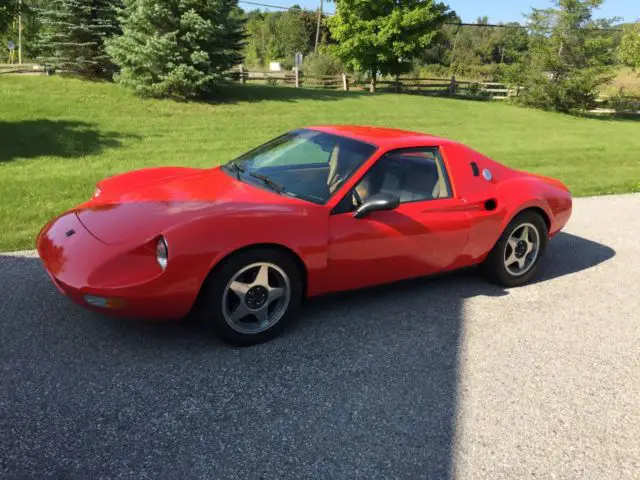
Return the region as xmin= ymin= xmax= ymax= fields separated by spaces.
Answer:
xmin=326 ymin=147 xmax=471 ymax=292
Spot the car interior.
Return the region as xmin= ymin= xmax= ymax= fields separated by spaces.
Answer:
xmin=252 ymin=138 xmax=449 ymax=208
xmin=263 ymin=139 xmax=373 ymax=203
xmin=353 ymin=150 xmax=450 ymax=206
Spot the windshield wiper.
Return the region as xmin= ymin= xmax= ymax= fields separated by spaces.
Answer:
xmin=249 ymin=172 xmax=285 ymax=195
xmin=227 ymin=162 xmax=245 ymax=180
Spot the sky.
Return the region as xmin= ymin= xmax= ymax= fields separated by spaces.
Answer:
xmin=239 ymin=0 xmax=639 ymax=23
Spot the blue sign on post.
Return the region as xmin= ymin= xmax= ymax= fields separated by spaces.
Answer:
xmin=8 ymin=41 xmax=15 ymax=51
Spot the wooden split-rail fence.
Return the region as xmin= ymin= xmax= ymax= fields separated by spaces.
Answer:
xmin=3 ymin=63 xmax=638 ymax=113
xmin=231 ymin=66 xmax=520 ymax=100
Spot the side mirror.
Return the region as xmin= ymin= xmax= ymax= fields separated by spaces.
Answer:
xmin=354 ymin=192 xmax=400 ymax=219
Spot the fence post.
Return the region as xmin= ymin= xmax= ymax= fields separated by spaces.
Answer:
xmin=239 ymin=64 xmax=245 ymax=85
xmin=449 ymin=75 xmax=458 ymax=95
xmin=294 ymin=67 xmax=300 ymax=88
xmin=394 ymin=75 xmax=402 ymax=93
xmin=342 ymin=73 xmax=349 ymax=91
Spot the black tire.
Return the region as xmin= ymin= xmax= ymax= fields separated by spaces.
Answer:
xmin=481 ymin=210 xmax=548 ymax=288
xmin=194 ymin=248 xmax=303 ymax=346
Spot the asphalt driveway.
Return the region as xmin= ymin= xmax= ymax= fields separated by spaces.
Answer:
xmin=1 ymin=194 xmax=638 ymax=479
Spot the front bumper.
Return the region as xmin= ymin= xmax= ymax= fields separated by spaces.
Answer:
xmin=36 ymin=212 xmax=196 ymax=320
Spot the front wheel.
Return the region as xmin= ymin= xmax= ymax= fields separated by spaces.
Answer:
xmin=195 ymin=248 xmax=303 ymax=346
xmin=481 ymin=211 xmax=548 ymax=287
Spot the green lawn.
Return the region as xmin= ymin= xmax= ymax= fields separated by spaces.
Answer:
xmin=1 ymin=75 xmax=639 ymax=251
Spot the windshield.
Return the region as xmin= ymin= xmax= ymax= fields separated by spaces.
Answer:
xmin=222 ymin=129 xmax=377 ymax=204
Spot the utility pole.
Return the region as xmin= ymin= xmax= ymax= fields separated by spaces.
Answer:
xmin=18 ymin=0 xmax=22 ymax=64
xmin=315 ymin=0 xmax=324 ymax=51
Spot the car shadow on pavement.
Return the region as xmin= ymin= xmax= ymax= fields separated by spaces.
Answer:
xmin=0 ymin=232 xmax=615 ymax=479
xmin=533 ymin=231 xmax=616 ymax=284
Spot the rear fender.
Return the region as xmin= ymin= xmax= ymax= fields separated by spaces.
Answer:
xmin=461 ymin=178 xmax=555 ymax=264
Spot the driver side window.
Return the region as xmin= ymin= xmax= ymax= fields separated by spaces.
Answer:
xmin=340 ymin=148 xmax=451 ymax=212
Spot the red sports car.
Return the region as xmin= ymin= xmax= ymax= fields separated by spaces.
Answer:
xmin=37 ymin=126 xmax=572 ymax=345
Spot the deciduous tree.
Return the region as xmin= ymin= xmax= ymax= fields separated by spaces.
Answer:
xmin=328 ymin=0 xmax=454 ymax=92
xmin=618 ymin=22 xmax=640 ymax=72
xmin=516 ymin=0 xmax=616 ymax=112
xmin=243 ymin=7 xmax=324 ymax=69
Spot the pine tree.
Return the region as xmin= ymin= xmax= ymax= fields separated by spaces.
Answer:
xmin=0 ymin=1 xmax=21 ymax=34
xmin=106 ymin=0 xmax=245 ymax=99
xmin=36 ymin=0 xmax=121 ymax=77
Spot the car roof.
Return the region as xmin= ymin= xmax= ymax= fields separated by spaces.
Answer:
xmin=307 ymin=125 xmax=457 ymax=150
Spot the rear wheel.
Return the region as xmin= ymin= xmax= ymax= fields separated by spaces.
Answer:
xmin=481 ymin=211 xmax=548 ymax=287
xmin=195 ymin=248 xmax=303 ymax=346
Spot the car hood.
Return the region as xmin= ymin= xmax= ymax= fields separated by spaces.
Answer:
xmin=75 ymin=166 xmax=304 ymax=245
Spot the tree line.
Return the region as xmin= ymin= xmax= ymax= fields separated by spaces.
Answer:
xmin=1 ymin=0 xmax=639 ymax=112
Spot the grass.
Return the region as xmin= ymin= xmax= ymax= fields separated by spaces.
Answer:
xmin=1 ymin=75 xmax=640 ymax=251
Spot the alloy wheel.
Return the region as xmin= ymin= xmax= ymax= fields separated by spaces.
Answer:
xmin=503 ymin=222 xmax=540 ymax=277
xmin=221 ymin=262 xmax=291 ymax=334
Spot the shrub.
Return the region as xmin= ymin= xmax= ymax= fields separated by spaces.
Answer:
xmin=302 ymin=51 xmax=344 ymax=77
xmin=278 ymin=58 xmax=294 ymax=71
xmin=419 ymin=64 xmax=505 ymax=82
xmin=467 ymin=82 xmax=481 ymax=95
xmin=451 ymin=63 xmax=503 ymax=81
xmin=419 ymin=64 xmax=450 ymax=79
xmin=516 ymin=68 xmax=607 ymax=113
xmin=607 ymin=89 xmax=640 ymax=112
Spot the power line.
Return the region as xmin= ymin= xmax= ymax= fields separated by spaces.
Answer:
xmin=238 ymin=0 xmax=333 ymax=14
xmin=237 ymin=0 xmax=624 ymax=31
xmin=447 ymin=22 xmax=623 ymax=33
xmin=452 ymin=21 xmax=623 ymax=32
